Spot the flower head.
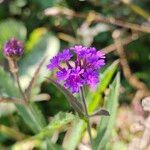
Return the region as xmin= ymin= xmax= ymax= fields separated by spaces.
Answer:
xmin=3 ymin=38 xmax=24 ymax=59
xmin=47 ymin=45 xmax=105 ymax=93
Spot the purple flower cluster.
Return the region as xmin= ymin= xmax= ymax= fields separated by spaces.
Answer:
xmin=47 ymin=45 xmax=105 ymax=93
xmin=3 ymin=38 xmax=24 ymax=58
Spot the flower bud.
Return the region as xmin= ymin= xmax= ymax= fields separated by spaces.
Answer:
xmin=3 ymin=38 xmax=24 ymax=59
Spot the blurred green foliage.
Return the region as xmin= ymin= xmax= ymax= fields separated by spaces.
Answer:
xmin=0 ymin=0 xmax=149 ymax=149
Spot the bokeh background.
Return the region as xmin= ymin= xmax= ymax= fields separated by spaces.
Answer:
xmin=0 ymin=0 xmax=150 ymax=150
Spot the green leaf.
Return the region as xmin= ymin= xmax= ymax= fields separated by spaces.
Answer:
xmin=47 ymin=78 xmax=84 ymax=116
xmin=0 ymin=67 xmax=19 ymax=116
xmin=87 ymin=60 xmax=119 ymax=113
xmin=12 ymin=112 xmax=74 ymax=150
xmin=0 ymin=19 xmax=27 ymax=60
xmin=0 ymin=67 xmax=20 ymax=98
xmin=12 ymin=137 xmax=64 ymax=150
xmin=62 ymin=120 xmax=86 ymax=149
xmin=0 ymin=67 xmax=46 ymax=133
xmin=44 ymin=140 xmax=64 ymax=150
xmin=62 ymin=61 xmax=118 ymax=150
xmin=29 ymin=112 xmax=76 ymax=140
xmin=94 ymin=73 xmax=120 ymax=150
xmin=15 ymin=103 xmax=47 ymax=133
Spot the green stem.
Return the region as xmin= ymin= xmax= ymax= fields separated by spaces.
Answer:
xmin=8 ymin=59 xmax=27 ymax=103
xmin=9 ymin=60 xmax=43 ymax=130
xmin=79 ymin=87 xmax=93 ymax=149
xmin=13 ymin=72 xmax=27 ymax=103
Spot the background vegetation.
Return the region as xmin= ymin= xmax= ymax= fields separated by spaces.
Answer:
xmin=0 ymin=0 xmax=150 ymax=149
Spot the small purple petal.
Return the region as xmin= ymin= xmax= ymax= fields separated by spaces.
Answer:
xmin=97 ymin=51 xmax=105 ymax=58
xmin=64 ymin=74 xmax=84 ymax=93
xmin=83 ymin=69 xmax=99 ymax=88
xmin=59 ymin=49 xmax=73 ymax=61
xmin=71 ymin=45 xmax=88 ymax=58
xmin=56 ymin=68 xmax=71 ymax=81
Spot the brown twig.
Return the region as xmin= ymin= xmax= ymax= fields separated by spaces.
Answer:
xmin=93 ymin=14 xmax=150 ymax=33
xmin=102 ymin=33 xmax=139 ymax=54
xmin=44 ymin=7 xmax=150 ymax=33
xmin=0 ymin=97 xmax=25 ymax=104
xmin=112 ymin=30 xmax=150 ymax=101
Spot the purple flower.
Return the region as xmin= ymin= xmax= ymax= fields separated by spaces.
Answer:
xmin=83 ymin=69 xmax=99 ymax=89
xmin=71 ymin=45 xmax=88 ymax=58
xmin=64 ymin=67 xmax=84 ymax=93
xmin=64 ymin=75 xmax=83 ymax=93
xmin=56 ymin=68 xmax=71 ymax=81
xmin=59 ymin=49 xmax=73 ymax=61
xmin=47 ymin=45 xmax=105 ymax=93
xmin=3 ymin=38 xmax=24 ymax=59
xmin=47 ymin=49 xmax=72 ymax=70
xmin=47 ymin=55 xmax=61 ymax=70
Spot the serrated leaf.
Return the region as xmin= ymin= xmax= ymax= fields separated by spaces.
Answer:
xmin=27 ymin=112 xmax=76 ymax=140
xmin=45 ymin=111 xmax=75 ymax=134
xmin=47 ymin=78 xmax=84 ymax=116
xmin=94 ymin=73 xmax=120 ymax=150
xmin=13 ymin=112 xmax=74 ymax=150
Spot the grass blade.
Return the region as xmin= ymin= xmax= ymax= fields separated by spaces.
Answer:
xmin=94 ymin=73 xmax=120 ymax=150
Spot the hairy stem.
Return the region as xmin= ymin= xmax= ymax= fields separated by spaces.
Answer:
xmin=13 ymin=72 xmax=27 ymax=103
xmin=79 ymin=87 xmax=93 ymax=149
xmin=8 ymin=58 xmax=27 ymax=103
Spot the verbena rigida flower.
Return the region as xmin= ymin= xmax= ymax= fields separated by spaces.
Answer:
xmin=3 ymin=38 xmax=24 ymax=59
xmin=47 ymin=45 xmax=105 ymax=93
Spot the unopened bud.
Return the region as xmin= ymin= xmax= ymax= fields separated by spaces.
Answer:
xmin=3 ymin=38 xmax=24 ymax=59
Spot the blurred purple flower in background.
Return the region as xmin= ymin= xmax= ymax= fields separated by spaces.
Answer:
xmin=3 ymin=38 xmax=24 ymax=59
xmin=47 ymin=45 xmax=105 ymax=93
